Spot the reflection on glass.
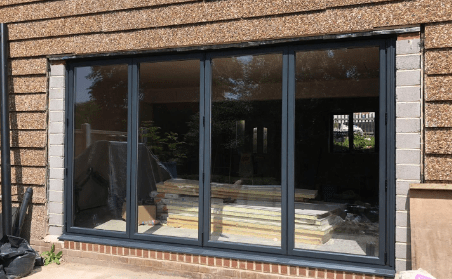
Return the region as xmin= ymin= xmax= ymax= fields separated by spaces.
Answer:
xmin=332 ymin=114 xmax=350 ymax=152
xmin=210 ymin=53 xmax=283 ymax=246
xmin=137 ymin=60 xmax=200 ymax=239
xmin=295 ymin=47 xmax=380 ymax=256
xmin=253 ymin=128 xmax=258 ymax=153
xmin=353 ymin=112 xmax=376 ymax=152
xmin=73 ymin=64 xmax=128 ymax=231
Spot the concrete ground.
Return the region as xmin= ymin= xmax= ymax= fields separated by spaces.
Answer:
xmin=27 ymin=262 xmax=187 ymax=279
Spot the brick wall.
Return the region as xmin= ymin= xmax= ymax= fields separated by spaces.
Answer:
xmin=394 ymin=34 xmax=422 ymax=271
xmin=31 ymin=239 xmax=387 ymax=279
xmin=47 ymin=62 xmax=66 ymax=236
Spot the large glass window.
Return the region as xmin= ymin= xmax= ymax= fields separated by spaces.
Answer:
xmin=210 ymin=53 xmax=283 ymax=246
xmin=68 ymin=40 xmax=392 ymax=268
xmin=137 ymin=59 xmax=200 ymax=239
xmin=73 ymin=64 xmax=129 ymax=232
xmin=294 ymin=46 xmax=380 ymax=256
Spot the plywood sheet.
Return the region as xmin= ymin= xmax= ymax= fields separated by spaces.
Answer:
xmin=410 ymin=189 xmax=452 ymax=278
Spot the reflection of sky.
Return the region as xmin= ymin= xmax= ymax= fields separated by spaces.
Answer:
xmin=236 ymin=55 xmax=253 ymax=64
xmin=223 ymin=55 xmax=253 ymax=100
xmin=75 ymin=67 xmax=93 ymax=103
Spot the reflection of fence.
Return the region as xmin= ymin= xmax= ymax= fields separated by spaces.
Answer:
xmin=333 ymin=112 xmax=375 ymax=136
xmin=75 ymin=123 xmax=127 ymax=157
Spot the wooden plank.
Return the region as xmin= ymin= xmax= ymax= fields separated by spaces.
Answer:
xmin=410 ymin=189 xmax=452 ymax=278
xmin=166 ymin=218 xmax=332 ymax=245
xmin=159 ymin=179 xmax=317 ymax=199
xmin=410 ymin=183 xmax=452 ymax=191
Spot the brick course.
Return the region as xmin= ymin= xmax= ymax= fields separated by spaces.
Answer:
xmin=30 ymin=239 xmax=388 ymax=279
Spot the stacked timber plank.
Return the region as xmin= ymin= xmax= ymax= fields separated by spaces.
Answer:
xmin=155 ymin=179 xmax=344 ymax=244
xmin=156 ymin=179 xmax=317 ymax=202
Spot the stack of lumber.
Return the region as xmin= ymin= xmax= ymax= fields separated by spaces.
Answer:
xmin=154 ymin=179 xmax=344 ymax=245
xmin=156 ymin=179 xmax=317 ymax=202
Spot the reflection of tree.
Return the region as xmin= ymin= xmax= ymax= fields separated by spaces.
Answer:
xmin=212 ymin=54 xmax=282 ymax=102
xmin=75 ymin=101 xmax=100 ymax=129
xmin=76 ymin=65 xmax=128 ymax=131
xmin=208 ymin=54 xmax=283 ymax=178
xmin=141 ymin=120 xmax=187 ymax=163
xmin=210 ymin=54 xmax=283 ymax=151
xmin=296 ymin=48 xmax=380 ymax=98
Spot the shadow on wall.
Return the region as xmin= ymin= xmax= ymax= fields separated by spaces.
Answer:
xmin=8 ymin=75 xmax=33 ymax=242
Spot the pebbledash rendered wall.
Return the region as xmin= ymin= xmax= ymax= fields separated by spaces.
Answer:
xmin=1 ymin=0 xmax=452 ymax=277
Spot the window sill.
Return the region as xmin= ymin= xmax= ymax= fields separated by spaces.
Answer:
xmin=59 ymin=233 xmax=395 ymax=277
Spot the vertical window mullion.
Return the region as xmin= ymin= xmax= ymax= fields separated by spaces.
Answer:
xmin=287 ymin=48 xmax=296 ymax=255
xmin=66 ymin=65 xmax=75 ymax=232
xmin=383 ymin=39 xmax=396 ymax=266
xmin=349 ymin=112 xmax=354 ymax=152
xmin=198 ymin=57 xmax=206 ymax=245
xmin=203 ymin=56 xmax=212 ymax=247
xmin=281 ymin=47 xmax=289 ymax=254
xmin=128 ymin=60 xmax=139 ymax=238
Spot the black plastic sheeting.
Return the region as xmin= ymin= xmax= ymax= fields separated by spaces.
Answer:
xmin=74 ymin=141 xmax=171 ymax=215
xmin=0 ymin=235 xmax=42 ymax=279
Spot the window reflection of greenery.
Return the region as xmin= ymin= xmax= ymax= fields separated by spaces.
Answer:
xmin=141 ymin=120 xmax=187 ymax=164
xmin=334 ymin=133 xmax=375 ymax=152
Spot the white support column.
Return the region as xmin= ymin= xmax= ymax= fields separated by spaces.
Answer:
xmin=395 ymin=36 xmax=422 ymax=272
xmin=47 ymin=63 xmax=66 ymax=236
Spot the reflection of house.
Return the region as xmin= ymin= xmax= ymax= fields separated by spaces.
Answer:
xmin=2 ymin=1 xmax=452 ymax=278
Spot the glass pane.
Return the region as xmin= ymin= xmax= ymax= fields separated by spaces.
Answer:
xmin=295 ymin=47 xmax=380 ymax=256
xmin=137 ymin=60 xmax=200 ymax=239
xmin=73 ymin=64 xmax=128 ymax=232
xmin=353 ymin=112 xmax=376 ymax=152
xmin=210 ymin=53 xmax=283 ymax=247
xmin=332 ymin=114 xmax=350 ymax=152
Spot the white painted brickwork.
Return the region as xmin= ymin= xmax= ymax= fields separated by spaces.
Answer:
xmin=47 ymin=63 xmax=66 ymax=236
xmin=395 ymin=37 xmax=422 ymax=272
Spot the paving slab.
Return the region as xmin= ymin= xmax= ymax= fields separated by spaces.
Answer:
xmin=26 ymin=262 xmax=187 ymax=279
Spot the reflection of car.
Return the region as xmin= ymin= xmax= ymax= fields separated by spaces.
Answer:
xmin=333 ymin=124 xmax=364 ymax=141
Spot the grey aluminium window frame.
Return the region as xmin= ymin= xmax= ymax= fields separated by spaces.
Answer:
xmin=63 ymin=37 xmax=396 ymax=273
xmin=203 ymin=46 xmax=289 ymax=255
xmin=287 ymin=39 xmax=395 ymax=267
xmin=65 ymin=58 xmax=134 ymax=239
xmin=131 ymin=53 xmax=205 ymax=247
